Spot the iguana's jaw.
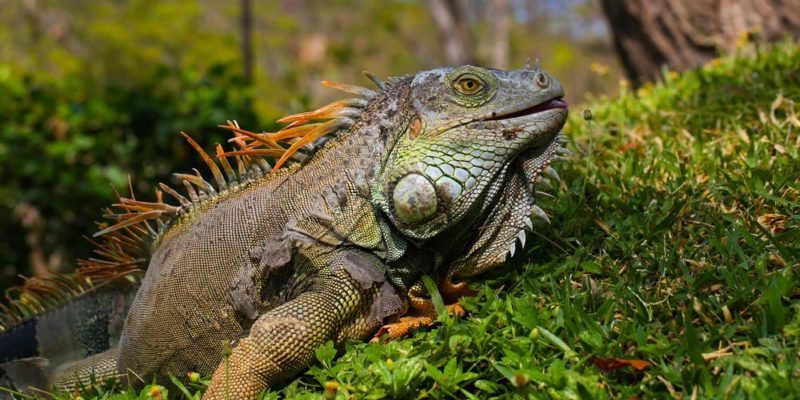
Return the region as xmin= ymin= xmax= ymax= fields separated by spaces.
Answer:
xmin=433 ymin=94 xmax=568 ymax=140
xmin=458 ymin=94 xmax=568 ymax=161
xmin=478 ymin=98 xmax=568 ymax=122
xmin=503 ymin=97 xmax=567 ymax=161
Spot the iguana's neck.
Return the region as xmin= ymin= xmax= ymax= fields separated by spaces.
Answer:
xmin=425 ymin=163 xmax=515 ymax=261
xmin=283 ymin=84 xmax=413 ymax=208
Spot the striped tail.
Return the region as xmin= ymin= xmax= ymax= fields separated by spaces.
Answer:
xmin=0 ymin=279 xmax=138 ymax=393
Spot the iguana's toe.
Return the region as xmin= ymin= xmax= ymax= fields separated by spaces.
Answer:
xmin=370 ymin=315 xmax=435 ymax=342
xmin=440 ymin=278 xmax=478 ymax=301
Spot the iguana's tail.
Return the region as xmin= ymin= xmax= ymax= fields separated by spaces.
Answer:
xmin=0 ymin=279 xmax=139 ymax=393
xmin=0 ymin=177 xmax=165 ymax=335
xmin=0 ymin=184 xmax=151 ymax=393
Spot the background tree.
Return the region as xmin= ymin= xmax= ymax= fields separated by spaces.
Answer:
xmin=241 ymin=0 xmax=253 ymax=85
xmin=427 ymin=0 xmax=476 ymax=65
xmin=601 ymin=0 xmax=800 ymax=84
xmin=490 ymin=0 xmax=510 ymax=69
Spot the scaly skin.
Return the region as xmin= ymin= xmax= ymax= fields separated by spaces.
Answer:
xmin=1 ymin=64 xmax=568 ymax=399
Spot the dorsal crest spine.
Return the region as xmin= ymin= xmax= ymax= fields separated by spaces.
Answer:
xmin=0 ymin=79 xmax=376 ymax=331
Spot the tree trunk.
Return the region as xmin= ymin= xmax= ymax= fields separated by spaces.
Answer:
xmin=601 ymin=0 xmax=800 ymax=84
xmin=12 ymin=203 xmax=60 ymax=276
xmin=490 ymin=0 xmax=510 ymax=69
xmin=427 ymin=0 xmax=476 ymax=65
xmin=241 ymin=0 xmax=253 ymax=85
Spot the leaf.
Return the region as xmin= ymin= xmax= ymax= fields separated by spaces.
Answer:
xmin=491 ymin=362 xmax=518 ymax=385
xmin=168 ymin=374 xmax=196 ymax=399
xmin=420 ymin=275 xmax=446 ymax=317
xmin=315 ymin=340 xmax=337 ymax=369
xmin=591 ymin=357 xmax=651 ymax=372
xmin=535 ymin=325 xmax=576 ymax=357
xmin=579 ymin=260 xmax=603 ymax=275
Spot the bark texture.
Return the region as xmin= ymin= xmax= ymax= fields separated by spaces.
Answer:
xmin=601 ymin=0 xmax=800 ymax=83
xmin=427 ymin=0 xmax=476 ymax=65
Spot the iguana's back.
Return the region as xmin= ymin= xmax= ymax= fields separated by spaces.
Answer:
xmin=119 ymin=95 xmax=397 ymax=379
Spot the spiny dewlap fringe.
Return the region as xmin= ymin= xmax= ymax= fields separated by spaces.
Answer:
xmin=0 ymin=80 xmax=376 ymax=331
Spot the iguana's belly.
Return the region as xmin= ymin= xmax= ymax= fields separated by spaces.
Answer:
xmin=117 ymin=185 xmax=293 ymax=381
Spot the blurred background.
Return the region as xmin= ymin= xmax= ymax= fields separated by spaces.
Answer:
xmin=0 ymin=0 xmax=797 ymax=289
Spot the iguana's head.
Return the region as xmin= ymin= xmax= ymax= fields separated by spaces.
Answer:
xmin=373 ymin=64 xmax=568 ymax=240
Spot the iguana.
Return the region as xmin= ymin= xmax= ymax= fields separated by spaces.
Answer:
xmin=0 ymin=62 xmax=568 ymax=398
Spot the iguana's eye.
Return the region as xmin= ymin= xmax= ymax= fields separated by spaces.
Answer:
xmin=454 ymin=75 xmax=484 ymax=95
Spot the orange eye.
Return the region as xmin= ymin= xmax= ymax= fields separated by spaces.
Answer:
xmin=455 ymin=75 xmax=483 ymax=95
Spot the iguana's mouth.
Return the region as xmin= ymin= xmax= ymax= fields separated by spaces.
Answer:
xmin=485 ymin=98 xmax=568 ymax=121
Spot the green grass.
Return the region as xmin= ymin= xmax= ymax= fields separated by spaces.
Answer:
xmin=37 ymin=40 xmax=800 ymax=399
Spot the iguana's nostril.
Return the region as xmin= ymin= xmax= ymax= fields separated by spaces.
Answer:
xmin=535 ymin=72 xmax=549 ymax=88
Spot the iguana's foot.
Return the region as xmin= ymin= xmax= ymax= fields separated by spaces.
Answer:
xmin=370 ymin=303 xmax=466 ymax=342
xmin=370 ymin=278 xmax=477 ymax=342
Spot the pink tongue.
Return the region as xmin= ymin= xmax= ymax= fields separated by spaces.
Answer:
xmin=529 ymin=98 xmax=568 ymax=113
xmin=545 ymin=99 xmax=568 ymax=110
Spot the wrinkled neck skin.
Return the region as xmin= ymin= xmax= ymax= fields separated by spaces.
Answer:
xmin=363 ymin=74 xmax=565 ymax=292
xmin=373 ymin=150 xmax=537 ymax=297
xmin=373 ymin=129 xmax=532 ymax=291
xmin=411 ymin=151 xmax=531 ymax=282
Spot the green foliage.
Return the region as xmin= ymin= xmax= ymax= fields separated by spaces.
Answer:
xmin=0 ymin=1 xmax=624 ymax=122
xmin=0 ymin=64 xmax=258 ymax=287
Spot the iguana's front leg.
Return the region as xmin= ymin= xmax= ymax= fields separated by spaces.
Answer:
xmin=203 ymin=250 xmax=401 ymax=399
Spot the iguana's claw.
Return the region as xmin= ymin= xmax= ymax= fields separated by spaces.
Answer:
xmin=440 ymin=278 xmax=478 ymax=301
xmin=370 ymin=304 xmax=466 ymax=343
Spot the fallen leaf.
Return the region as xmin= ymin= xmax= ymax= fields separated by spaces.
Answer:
xmin=770 ymin=91 xmax=784 ymax=126
xmin=695 ymin=173 xmax=708 ymax=184
xmin=684 ymin=259 xmax=706 ymax=271
xmin=616 ymin=142 xmax=639 ymax=153
xmin=592 ymin=357 xmax=651 ymax=372
xmin=736 ymin=127 xmax=750 ymax=144
xmin=757 ymin=213 xmax=787 ymax=235
xmin=722 ymin=305 xmax=734 ymax=324
xmin=768 ymin=253 xmax=786 ymax=267
xmin=594 ymin=218 xmax=611 ymax=234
